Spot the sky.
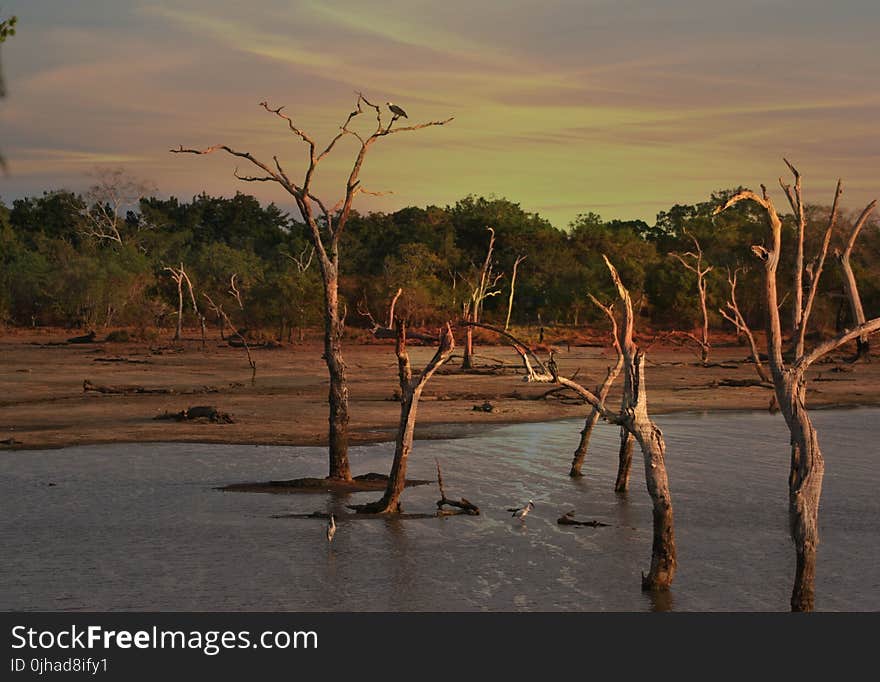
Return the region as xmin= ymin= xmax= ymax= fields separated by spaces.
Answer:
xmin=2 ymin=0 xmax=879 ymax=228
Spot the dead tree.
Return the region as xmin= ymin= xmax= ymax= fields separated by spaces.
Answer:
xmin=164 ymin=264 xmax=206 ymax=349
xmin=671 ymin=230 xmax=713 ymax=364
xmin=355 ymin=321 xmax=455 ymax=513
xmin=464 ymin=255 xmax=677 ymax=591
xmin=715 ymin=162 xmax=880 ymax=611
xmin=834 ymin=201 xmax=877 ymax=362
xmin=172 ymin=93 xmax=452 ymax=481
xmin=204 ymin=292 xmax=256 ymax=383
xmin=461 ymin=227 xmax=503 ymax=369
xmin=504 ymin=255 xmax=527 ymax=331
xmin=719 ymin=267 xmax=771 ymax=384
xmin=569 ymin=295 xmax=624 ymax=478
xmin=80 ymin=167 xmax=156 ymax=245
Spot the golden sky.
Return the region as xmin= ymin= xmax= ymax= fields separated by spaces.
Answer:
xmin=2 ymin=0 xmax=879 ymax=226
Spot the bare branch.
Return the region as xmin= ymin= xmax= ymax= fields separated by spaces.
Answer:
xmin=797 ymin=317 xmax=880 ymax=370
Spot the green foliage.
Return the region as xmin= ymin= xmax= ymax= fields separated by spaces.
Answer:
xmin=2 ymin=186 xmax=874 ymax=338
xmin=0 ymin=16 xmax=16 ymax=42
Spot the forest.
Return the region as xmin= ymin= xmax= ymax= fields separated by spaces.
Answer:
xmin=2 ymin=178 xmax=878 ymax=341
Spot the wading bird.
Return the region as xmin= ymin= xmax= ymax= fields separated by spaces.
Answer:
xmin=386 ymin=101 xmax=408 ymax=119
xmin=326 ymin=513 xmax=337 ymax=542
xmin=509 ymin=500 xmax=535 ymax=520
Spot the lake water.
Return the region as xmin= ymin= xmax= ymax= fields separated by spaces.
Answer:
xmin=2 ymin=408 xmax=878 ymax=611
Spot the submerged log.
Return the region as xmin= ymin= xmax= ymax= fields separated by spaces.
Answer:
xmin=557 ymin=511 xmax=610 ymax=527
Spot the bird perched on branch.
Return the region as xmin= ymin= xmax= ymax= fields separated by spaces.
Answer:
xmin=386 ymin=101 xmax=408 ymax=119
xmin=547 ymin=350 xmax=559 ymax=381
xmin=326 ymin=513 xmax=337 ymax=542
xmin=509 ymin=500 xmax=535 ymax=520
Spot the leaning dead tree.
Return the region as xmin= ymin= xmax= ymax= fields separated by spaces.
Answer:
xmin=355 ymin=321 xmax=455 ymax=513
xmin=714 ymin=161 xmax=880 ymax=611
xmin=203 ymin=290 xmax=257 ymax=383
xmin=834 ymin=201 xmax=877 ymax=362
xmin=504 ymin=254 xmax=527 ymax=331
xmin=461 ymin=227 xmax=503 ymax=369
xmin=465 ymin=255 xmax=677 ymax=591
xmin=671 ymin=230 xmax=713 ymax=364
xmin=172 ymin=93 xmax=452 ymax=481
xmin=164 ymin=263 xmax=206 ymax=348
xmin=569 ymin=295 xmax=624 ymax=479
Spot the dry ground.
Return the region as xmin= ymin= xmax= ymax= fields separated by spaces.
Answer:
xmin=2 ymin=327 xmax=878 ymax=451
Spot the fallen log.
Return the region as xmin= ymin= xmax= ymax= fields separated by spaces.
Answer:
xmin=67 ymin=331 xmax=97 ymax=344
xmin=93 ymin=357 xmax=151 ymax=364
xmin=153 ymin=405 xmax=235 ymax=423
xmin=83 ymin=379 xmax=173 ymax=394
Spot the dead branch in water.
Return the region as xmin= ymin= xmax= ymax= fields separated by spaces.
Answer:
xmin=435 ymin=459 xmax=480 ymax=516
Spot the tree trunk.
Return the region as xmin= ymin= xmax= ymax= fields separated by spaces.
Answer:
xmin=624 ymin=351 xmax=676 ymax=591
xmin=838 ymin=251 xmax=870 ymax=362
xmin=614 ymin=427 xmax=634 ymax=493
xmin=174 ymin=280 xmax=183 ymax=341
xmin=463 ymin=325 xmax=474 ymax=369
xmin=322 ymin=266 xmax=352 ymax=481
xmin=360 ymin=323 xmax=454 ymax=513
xmin=779 ymin=377 xmax=825 ymax=612
xmin=569 ymin=407 xmax=600 ymax=477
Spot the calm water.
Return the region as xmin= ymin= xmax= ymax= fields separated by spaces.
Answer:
xmin=2 ymin=408 xmax=878 ymax=612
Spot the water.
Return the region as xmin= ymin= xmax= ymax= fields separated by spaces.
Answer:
xmin=2 ymin=408 xmax=878 ymax=611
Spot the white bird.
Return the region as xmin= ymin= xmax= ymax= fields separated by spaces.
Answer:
xmin=326 ymin=513 xmax=337 ymax=542
xmin=386 ymin=101 xmax=408 ymax=119
xmin=509 ymin=500 xmax=535 ymax=520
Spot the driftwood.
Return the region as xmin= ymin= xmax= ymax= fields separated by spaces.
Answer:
xmin=83 ymin=379 xmax=238 ymax=395
xmin=83 ymin=379 xmax=173 ymax=395
xmin=93 ymin=357 xmax=151 ymax=364
xmin=435 ymin=459 xmax=480 ymax=516
xmin=153 ymin=405 xmax=235 ymax=423
xmin=557 ymin=510 xmax=610 ymax=527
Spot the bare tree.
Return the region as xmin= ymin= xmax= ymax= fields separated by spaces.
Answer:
xmin=569 ymin=295 xmax=624 ymax=478
xmin=80 ymin=167 xmax=156 ymax=245
xmin=164 ymin=263 xmax=206 ymax=348
xmin=356 ymin=320 xmax=455 ymax=513
xmin=504 ymin=254 xmax=527 ymax=331
xmin=719 ymin=266 xmax=772 ymax=385
xmin=834 ymin=201 xmax=877 ymax=362
xmin=671 ymin=230 xmax=713 ymax=364
xmin=464 ymin=255 xmax=677 ymax=591
xmin=204 ymin=291 xmax=257 ymax=383
xmin=172 ymin=93 xmax=452 ymax=481
xmin=715 ymin=162 xmax=880 ymax=611
xmin=461 ymin=227 xmax=503 ymax=369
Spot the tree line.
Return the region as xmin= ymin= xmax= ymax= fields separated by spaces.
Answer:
xmin=2 ymin=183 xmax=877 ymax=339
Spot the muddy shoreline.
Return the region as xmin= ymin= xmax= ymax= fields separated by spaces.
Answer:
xmin=2 ymin=328 xmax=878 ymax=452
